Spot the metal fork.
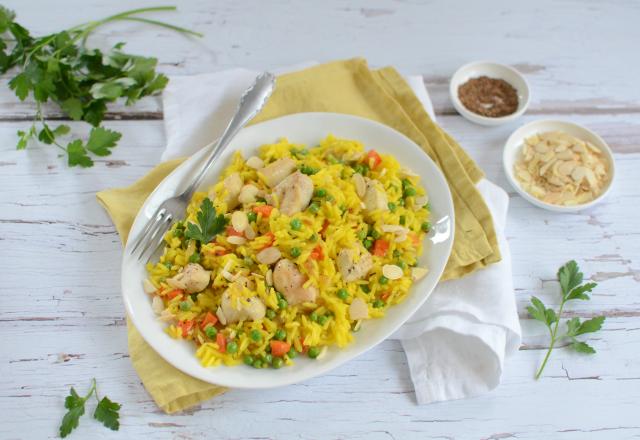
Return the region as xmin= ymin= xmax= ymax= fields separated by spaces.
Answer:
xmin=129 ymin=72 xmax=276 ymax=261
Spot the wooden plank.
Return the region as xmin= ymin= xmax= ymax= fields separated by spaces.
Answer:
xmin=1 ymin=0 xmax=640 ymax=118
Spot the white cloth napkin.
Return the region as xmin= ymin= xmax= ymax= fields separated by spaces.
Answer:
xmin=161 ymin=65 xmax=522 ymax=404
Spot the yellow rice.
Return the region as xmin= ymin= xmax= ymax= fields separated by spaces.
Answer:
xmin=145 ymin=135 xmax=430 ymax=369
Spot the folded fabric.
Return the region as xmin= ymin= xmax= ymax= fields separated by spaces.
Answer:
xmin=97 ymin=58 xmax=516 ymax=413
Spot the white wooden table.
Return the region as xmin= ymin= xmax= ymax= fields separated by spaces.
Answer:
xmin=2 ymin=1 xmax=639 ymax=439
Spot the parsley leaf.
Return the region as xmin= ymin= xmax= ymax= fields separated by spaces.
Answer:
xmin=94 ymin=396 xmax=121 ymax=431
xmin=67 ymin=139 xmax=94 ymax=168
xmin=528 ymin=261 xmax=606 ymax=379
xmin=1 ymin=6 xmax=202 ymax=168
xmin=185 ymin=198 xmax=228 ymax=245
xmin=86 ymin=127 xmax=122 ymax=156
xmin=60 ymin=388 xmax=86 ymax=438
xmin=59 ymin=379 xmax=121 ymax=438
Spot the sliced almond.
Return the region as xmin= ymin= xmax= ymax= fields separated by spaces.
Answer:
xmin=411 ymin=267 xmax=428 ymax=281
xmin=246 ymin=156 xmax=264 ymax=169
xmin=414 ymin=195 xmax=429 ymax=208
xmin=238 ymin=184 xmax=260 ymax=205
xmin=216 ymin=306 xmax=227 ymax=325
xmin=382 ymin=264 xmax=403 ymax=280
xmin=349 ymin=297 xmax=369 ymax=320
xmin=256 ymin=247 xmax=281 ymax=265
xmin=227 ymin=236 xmax=247 ymax=245
xmin=231 ymin=210 xmax=248 ymax=232
xmin=265 ymin=269 xmax=273 ymax=286
xmin=143 ymin=279 xmax=157 ymax=294
xmin=151 ymin=295 xmax=165 ymax=314
xmin=244 ymin=224 xmax=256 ymax=240
xmin=352 ymin=173 xmax=366 ymax=198
xmin=535 ymin=143 xmax=549 ymax=153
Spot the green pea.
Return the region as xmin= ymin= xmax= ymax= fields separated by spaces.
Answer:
xmin=189 ymin=252 xmax=201 ymax=263
xmin=179 ymin=301 xmax=191 ymax=311
xmin=308 ymin=347 xmax=321 ymax=359
xmin=310 ymin=312 xmax=319 ymax=322
xmin=404 ymin=187 xmax=417 ymax=197
xmin=388 ymin=202 xmax=397 ymax=212
xmin=421 ymin=221 xmax=431 ymax=232
xmin=300 ymin=165 xmax=318 ymax=175
xmin=226 ymin=341 xmax=238 ymax=354
xmin=287 ymin=348 xmax=298 ymax=358
xmin=263 ymin=353 xmax=273 ymax=364
xmin=360 ymin=285 xmax=371 ymax=294
xmin=278 ymin=298 xmax=288 ymax=309
xmin=401 ymin=178 xmax=412 ymax=189
xmin=337 ymin=288 xmax=349 ymax=300
xmin=399 ymin=215 xmax=406 ymax=226
xmin=309 ymin=233 xmax=318 ymax=242
xmin=317 ymin=315 xmax=328 ymax=325
xmin=393 ymin=250 xmax=401 ymax=258
xmin=274 ymin=329 xmax=287 ymax=340
xmin=371 ymin=229 xmax=381 ymax=239
xmin=308 ymin=203 xmax=320 ymax=214
xmin=363 ymin=238 xmax=373 ymax=249
xmin=243 ymin=355 xmax=254 ymax=366
xmin=290 ymin=247 xmax=301 ymax=258
xmin=250 ymin=329 xmax=262 ymax=342
xmin=373 ymin=299 xmax=385 ymax=308
xmin=272 ymin=357 xmax=284 ymax=369
xmin=247 ymin=211 xmax=257 ymax=223
xmin=164 ymin=261 xmax=172 ymax=269
xmin=290 ymin=218 xmax=302 ymax=230
xmin=314 ymin=188 xmax=327 ymax=197
xmin=205 ymin=326 xmax=217 ymax=339
xmin=357 ymin=229 xmax=367 ymax=240
xmin=252 ymin=359 xmax=263 ymax=368
xmin=379 ymin=276 xmax=389 ymax=285
xmin=396 ymin=261 xmax=407 ymax=269
xmin=266 ymin=309 xmax=276 ymax=319
xmin=398 ymin=198 xmax=405 ymax=207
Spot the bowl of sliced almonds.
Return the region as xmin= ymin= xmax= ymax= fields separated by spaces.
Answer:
xmin=503 ymin=120 xmax=615 ymax=212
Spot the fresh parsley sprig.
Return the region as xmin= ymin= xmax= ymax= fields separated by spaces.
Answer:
xmin=60 ymin=378 xmax=121 ymax=438
xmin=528 ymin=260 xmax=605 ymax=379
xmin=1 ymin=6 xmax=202 ymax=167
xmin=185 ymin=197 xmax=228 ymax=245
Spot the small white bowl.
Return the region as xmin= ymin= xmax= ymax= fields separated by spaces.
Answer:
xmin=503 ymin=120 xmax=615 ymax=212
xmin=450 ymin=61 xmax=530 ymax=126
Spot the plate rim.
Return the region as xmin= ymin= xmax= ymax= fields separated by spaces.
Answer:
xmin=121 ymin=112 xmax=455 ymax=388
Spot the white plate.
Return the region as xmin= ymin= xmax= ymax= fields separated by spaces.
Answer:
xmin=503 ymin=119 xmax=615 ymax=212
xmin=449 ymin=61 xmax=530 ymax=126
xmin=121 ymin=112 xmax=454 ymax=389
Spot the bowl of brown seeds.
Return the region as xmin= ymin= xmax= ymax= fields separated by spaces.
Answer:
xmin=450 ymin=61 xmax=530 ymax=126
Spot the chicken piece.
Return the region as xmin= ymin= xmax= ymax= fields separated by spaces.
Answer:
xmin=167 ymin=263 xmax=210 ymax=293
xmin=363 ymin=178 xmax=388 ymax=213
xmin=337 ymin=245 xmax=373 ymax=282
xmin=272 ymin=171 xmax=314 ymax=216
xmin=260 ymin=158 xmax=297 ymax=188
xmin=219 ymin=276 xmax=266 ymax=323
xmin=219 ymin=172 xmax=243 ymax=210
xmin=273 ymin=259 xmax=318 ymax=305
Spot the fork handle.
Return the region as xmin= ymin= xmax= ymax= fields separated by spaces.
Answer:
xmin=184 ymin=72 xmax=276 ymax=197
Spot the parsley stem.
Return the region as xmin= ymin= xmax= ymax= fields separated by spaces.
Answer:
xmin=83 ymin=378 xmax=97 ymax=402
xmin=535 ymin=299 xmax=566 ymax=379
xmin=120 ymin=17 xmax=204 ymax=38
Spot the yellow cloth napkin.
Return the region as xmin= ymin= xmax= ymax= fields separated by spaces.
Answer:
xmin=97 ymin=58 xmax=500 ymax=413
